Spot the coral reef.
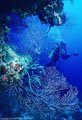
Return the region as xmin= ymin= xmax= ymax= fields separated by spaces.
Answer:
xmin=0 ymin=0 xmax=66 ymax=26
xmin=0 ymin=41 xmax=31 ymax=87
xmin=0 ymin=1 xmax=81 ymax=120
xmin=0 ymin=38 xmax=79 ymax=119
xmin=37 ymin=0 xmax=66 ymax=25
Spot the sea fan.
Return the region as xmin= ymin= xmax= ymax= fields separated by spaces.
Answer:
xmin=38 ymin=66 xmax=79 ymax=114
xmin=6 ymin=66 xmax=78 ymax=120
xmin=6 ymin=15 xmax=63 ymax=57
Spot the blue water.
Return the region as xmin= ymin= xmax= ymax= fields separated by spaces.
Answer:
xmin=56 ymin=0 xmax=82 ymax=97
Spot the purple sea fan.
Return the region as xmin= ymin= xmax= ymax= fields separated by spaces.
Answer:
xmin=6 ymin=15 xmax=62 ymax=57
xmin=5 ymin=66 xmax=79 ymax=119
xmin=38 ymin=66 xmax=79 ymax=114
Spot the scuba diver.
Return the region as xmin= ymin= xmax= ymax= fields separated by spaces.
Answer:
xmin=48 ymin=41 xmax=78 ymax=66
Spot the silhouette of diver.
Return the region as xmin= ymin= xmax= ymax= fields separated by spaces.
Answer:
xmin=48 ymin=41 xmax=78 ymax=66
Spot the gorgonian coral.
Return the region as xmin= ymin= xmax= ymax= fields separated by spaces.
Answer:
xmin=6 ymin=15 xmax=64 ymax=63
xmin=6 ymin=66 xmax=78 ymax=120
xmin=38 ymin=66 xmax=78 ymax=115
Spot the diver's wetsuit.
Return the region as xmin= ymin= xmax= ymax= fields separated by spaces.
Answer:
xmin=50 ymin=47 xmax=60 ymax=66
xmin=48 ymin=42 xmax=72 ymax=66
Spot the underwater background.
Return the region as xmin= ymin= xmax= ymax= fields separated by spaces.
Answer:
xmin=0 ymin=0 xmax=82 ymax=120
xmin=57 ymin=0 xmax=82 ymax=99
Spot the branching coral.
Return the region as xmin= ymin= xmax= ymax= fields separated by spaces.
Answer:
xmin=26 ymin=63 xmax=44 ymax=92
xmin=38 ymin=67 xmax=78 ymax=114
xmin=5 ymin=66 xmax=79 ymax=120
xmin=23 ymin=67 xmax=78 ymax=119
